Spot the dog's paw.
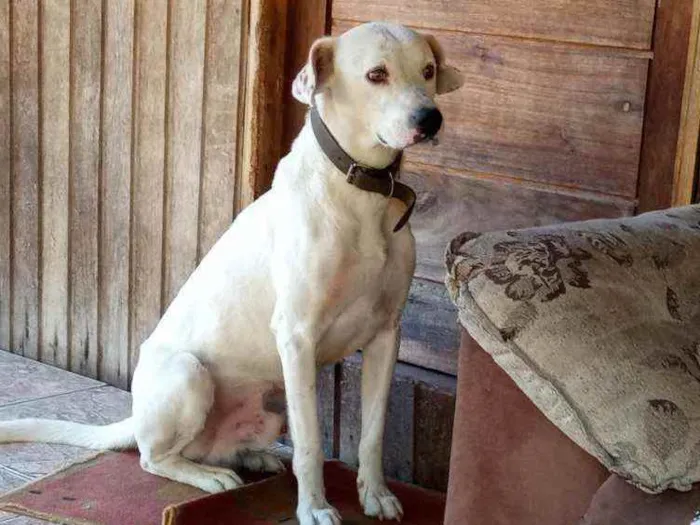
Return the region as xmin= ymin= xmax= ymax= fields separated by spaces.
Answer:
xmin=192 ymin=464 xmax=244 ymax=493
xmin=359 ymin=481 xmax=404 ymax=521
xmin=237 ymin=450 xmax=285 ymax=473
xmin=297 ymin=501 xmax=342 ymax=525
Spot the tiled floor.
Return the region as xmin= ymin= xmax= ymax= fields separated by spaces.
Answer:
xmin=0 ymin=350 xmax=132 ymax=524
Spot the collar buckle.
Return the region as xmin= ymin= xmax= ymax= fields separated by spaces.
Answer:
xmin=387 ymin=172 xmax=395 ymax=199
xmin=346 ymin=162 xmax=359 ymax=184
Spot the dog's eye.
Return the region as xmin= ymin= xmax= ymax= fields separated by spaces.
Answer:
xmin=423 ymin=64 xmax=435 ymax=81
xmin=366 ymin=67 xmax=388 ymax=84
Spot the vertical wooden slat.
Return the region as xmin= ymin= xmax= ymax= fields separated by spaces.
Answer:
xmin=238 ymin=0 xmax=288 ymax=211
xmin=338 ymin=358 xmax=362 ymax=467
xmin=413 ymin=382 xmax=455 ymax=491
xmin=10 ymin=0 xmax=40 ymax=360
xmin=317 ymin=364 xmax=338 ymax=458
xmin=197 ymin=0 xmax=243 ymax=259
xmin=69 ymin=0 xmax=101 ymax=377
xmin=281 ymin=0 xmax=327 ymax=155
xmin=673 ymin=0 xmax=700 ymax=207
xmin=39 ymin=0 xmax=70 ymax=368
xmin=129 ymin=0 xmax=168 ymax=381
xmin=100 ymin=0 xmax=134 ymax=388
xmin=382 ymin=367 xmax=414 ymax=483
xmin=0 ymin=0 xmax=11 ymax=351
xmin=162 ymin=0 xmax=206 ymax=306
xmin=636 ymin=0 xmax=694 ymax=212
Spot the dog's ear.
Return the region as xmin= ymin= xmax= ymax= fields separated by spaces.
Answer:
xmin=292 ymin=37 xmax=335 ymax=105
xmin=423 ymin=34 xmax=464 ymax=95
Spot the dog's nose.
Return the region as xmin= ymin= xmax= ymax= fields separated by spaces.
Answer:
xmin=412 ymin=107 xmax=443 ymax=138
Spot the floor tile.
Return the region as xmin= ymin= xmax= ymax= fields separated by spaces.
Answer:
xmin=0 ymin=467 xmax=30 ymax=495
xmin=0 ymin=351 xmax=103 ymax=407
xmin=0 ymin=387 xmax=131 ymax=480
xmin=0 ymin=513 xmax=50 ymax=524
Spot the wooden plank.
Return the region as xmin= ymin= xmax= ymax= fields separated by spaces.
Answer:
xmin=238 ymin=0 xmax=288 ymax=211
xmin=317 ymin=363 xmax=338 ymax=458
xmin=332 ymin=0 xmax=655 ymax=50
xmin=637 ymin=0 xmax=695 ymax=212
xmin=0 ymin=0 xmax=10 ymax=351
xmin=162 ymin=0 xmax=206 ymax=307
xmin=39 ymin=0 xmax=70 ymax=369
xmin=333 ymin=21 xmax=649 ymax=198
xmin=673 ymin=0 xmax=700 ymax=207
xmin=403 ymin=164 xmax=636 ymax=283
xmin=414 ymin=381 xmax=456 ymax=491
xmin=338 ymin=358 xmax=362 ymax=467
xmin=10 ymin=0 xmax=40 ymax=360
xmin=281 ymin=0 xmax=327 ymax=155
xmin=382 ymin=363 xmax=415 ymax=483
xmin=129 ymin=0 xmax=167 ymax=381
xmin=69 ymin=0 xmax=101 ymax=377
xmin=400 ymin=278 xmax=459 ymax=376
xmin=100 ymin=0 xmax=134 ymax=388
xmin=198 ymin=0 xmax=243 ymax=259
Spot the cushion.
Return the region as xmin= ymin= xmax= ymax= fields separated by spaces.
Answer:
xmin=445 ymin=205 xmax=700 ymax=493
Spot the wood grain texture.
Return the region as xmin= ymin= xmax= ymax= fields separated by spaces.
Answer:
xmin=0 ymin=0 xmax=10 ymax=351
xmin=100 ymin=0 xmax=134 ymax=388
xmin=198 ymin=0 xmax=243 ymax=259
xmin=673 ymin=0 xmax=700 ymax=207
xmin=333 ymin=21 xmax=648 ymax=197
xmin=425 ymin=34 xmax=647 ymax=196
xmin=637 ymin=0 xmax=694 ymax=212
xmin=10 ymin=0 xmax=40 ymax=360
xmin=281 ymin=0 xmax=327 ymax=156
xmin=238 ymin=0 xmax=288 ymax=210
xmin=129 ymin=0 xmax=168 ymax=380
xmin=404 ymin=164 xmax=636 ymax=282
xmin=338 ymin=358 xmax=361 ymax=468
xmin=400 ymin=278 xmax=459 ymax=376
xmin=162 ymin=0 xmax=206 ymax=307
xmin=317 ymin=363 xmax=338 ymax=458
xmin=332 ymin=0 xmax=655 ymax=50
xmin=69 ymin=0 xmax=101 ymax=377
xmin=39 ymin=0 xmax=70 ymax=368
xmin=414 ymin=380 xmax=455 ymax=491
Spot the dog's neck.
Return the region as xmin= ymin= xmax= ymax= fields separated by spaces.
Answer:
xmin=312 ymin=96 xmax=400 ymax=169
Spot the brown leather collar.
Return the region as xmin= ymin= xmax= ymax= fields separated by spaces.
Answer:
xmin=310 ymin=106 xmax=416 ymax=232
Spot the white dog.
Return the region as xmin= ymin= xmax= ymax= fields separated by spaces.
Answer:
xmin=0 ymin=22 xmax=462 ymax=525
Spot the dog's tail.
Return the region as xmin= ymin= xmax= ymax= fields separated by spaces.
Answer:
xmin=0 ymin=417 xmax=137 ymax=450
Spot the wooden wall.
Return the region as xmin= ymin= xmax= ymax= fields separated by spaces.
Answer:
xmin=0 ymin=0 xmax=246 ymax=389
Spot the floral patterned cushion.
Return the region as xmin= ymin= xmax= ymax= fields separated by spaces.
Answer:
xmin=445 ymin=205 xmax=700 ymax=493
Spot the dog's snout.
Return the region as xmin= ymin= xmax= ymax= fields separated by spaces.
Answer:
xmin=412 ymin=107 xmax=443 ymax=138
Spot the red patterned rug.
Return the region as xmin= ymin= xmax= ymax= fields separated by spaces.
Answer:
xmin=0 ymin=451 xmax=445 ymax=525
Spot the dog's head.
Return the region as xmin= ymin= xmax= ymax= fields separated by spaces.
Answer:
xmin=293 ymin=22 xmax=463 ymax=151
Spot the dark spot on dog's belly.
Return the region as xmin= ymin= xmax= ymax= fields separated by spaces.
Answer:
xmin=262 ymin=385 xmax=286 ymax=414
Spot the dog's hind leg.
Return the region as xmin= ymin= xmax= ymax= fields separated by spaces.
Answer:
xmin=131 ymin=351 xmax=243 ymax=493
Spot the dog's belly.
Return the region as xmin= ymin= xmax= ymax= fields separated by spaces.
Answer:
xmin=183 ymin=381 xmax=286 ymax=465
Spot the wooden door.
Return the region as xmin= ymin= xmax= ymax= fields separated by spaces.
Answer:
xmin=0 ymin=0 xmax=254 ymax=389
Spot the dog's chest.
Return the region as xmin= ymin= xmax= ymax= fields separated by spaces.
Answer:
xmin=317 ymin=237 xmax=408 ymax=363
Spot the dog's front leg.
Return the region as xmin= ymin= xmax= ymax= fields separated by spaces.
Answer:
xmin=358 ymin=325 xmax=404 ymax=520
xmin=276 ymin=326 xmax=341 ymax=525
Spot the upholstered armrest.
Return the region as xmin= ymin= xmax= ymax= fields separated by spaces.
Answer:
xmin=445 ymin=205 xmax=700 ymax=493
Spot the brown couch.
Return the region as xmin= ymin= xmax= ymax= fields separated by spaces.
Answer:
xmin=443 ymin=206 xmax=700 ymax=524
